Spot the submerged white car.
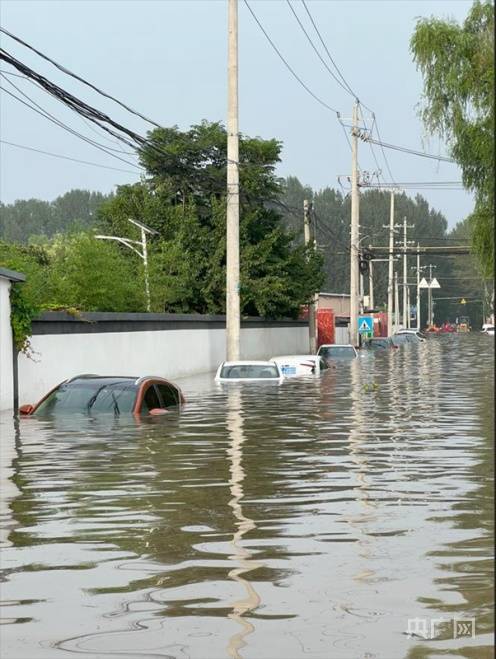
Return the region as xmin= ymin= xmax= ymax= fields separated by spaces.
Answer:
xmin=270 ymin=355 xmax=329 ymax=377
xmin=215 ymin=360 xmax=283 ymax=382
xmin=317 ymin=344 xmax=358 ymax=361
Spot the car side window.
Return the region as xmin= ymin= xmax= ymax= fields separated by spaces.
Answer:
xmin=156 ymin=384 xmax=180 ymax=407
xmin=142 ymin=385 xmax=161 ymax=412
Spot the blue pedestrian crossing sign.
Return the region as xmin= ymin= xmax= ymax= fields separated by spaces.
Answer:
xmin=358 ymin=315 xmax=374 ymax=335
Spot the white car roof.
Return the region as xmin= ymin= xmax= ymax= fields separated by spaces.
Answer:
xmin=220 ymin=360 xmax=278 ymax=367
xmin=215 ymin=360 xmax=283 ymax=381
xmin=272 ymin=355 xmax=319 ymax=361
xmin=318 ymin=344 xmax=355 ymax=348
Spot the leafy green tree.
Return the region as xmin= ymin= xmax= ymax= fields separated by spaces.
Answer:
xmin=0 ymin=233 xmax=145 ymax=313
xmin=0 ymin=190 xmax=111 ymax=243
xmin=99 ymin=121 xmax=324 ymax=318
xmin=411 ymin=0 xmax=494 ymax=275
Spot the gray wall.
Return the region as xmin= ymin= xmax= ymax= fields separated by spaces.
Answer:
xmin=18 ymin=312 xmax=309 ymax=404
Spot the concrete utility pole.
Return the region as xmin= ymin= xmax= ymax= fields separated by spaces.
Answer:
xmin=427 ymin=263 xmax=437 ymax=326
xmin=416 ymin=243 xmax=420 ymax=330
xmin=304 ymin=199 xmax=317 ymax=353
xmin=368 ymin=260 xmax=374 ymax=311
xmin=349 ymin=102 xmax=360 ymax=347
xmin=386 ymin=192 xmax=395 ymax=336
xmin=394 ymin=271 xmax=400 ymax=331
xmin=402 ymin=217 xmax=414 ymax=329
xmin=226 ymin=0 xmax=240 ymax=361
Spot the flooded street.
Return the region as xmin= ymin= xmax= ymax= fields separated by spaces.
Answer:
xmin=1 ymin=334 xmax=493 ymax=659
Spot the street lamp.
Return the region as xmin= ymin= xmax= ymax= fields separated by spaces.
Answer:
xmin=95 ymin=218 xmax=158 ymax=312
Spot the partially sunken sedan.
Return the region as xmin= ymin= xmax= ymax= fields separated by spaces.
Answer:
xmin=19 ymin=374 xmax=185 ymax=417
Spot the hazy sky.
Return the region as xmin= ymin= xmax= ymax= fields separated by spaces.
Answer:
xmin=0 ymin=0 xmax=474 ymax=227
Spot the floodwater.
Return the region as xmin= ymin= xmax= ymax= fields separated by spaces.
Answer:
xmin=0 ymin=334 xmax=493 ymax=659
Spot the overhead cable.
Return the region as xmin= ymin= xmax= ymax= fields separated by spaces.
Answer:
xmin=286 ymin=1 xmax=354 ymax=98
xmin=0 ymin=85 xmax=142 ymax=169
xmin=1 ymin=139 xmax=141 ymax=174
xmin=364 ymin=135 xmax=456 ymax=163
xmin=0 ymin=26 xmax=162 ymax=128
xmin=243 ymin=0 xmax=340 ymax=116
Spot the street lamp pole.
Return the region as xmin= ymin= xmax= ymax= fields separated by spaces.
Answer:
xmin=95 ymin=218 xmax=158 ymax=312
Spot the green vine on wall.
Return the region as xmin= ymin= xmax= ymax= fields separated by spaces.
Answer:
xmin=10 ymin=284 xmax=39 ymax=355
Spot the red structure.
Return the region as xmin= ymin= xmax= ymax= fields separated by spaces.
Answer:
xmin=374 ymin=312 xmax=388 ymax=337
xmin=317 ymin=308 xmax=335 ymax=347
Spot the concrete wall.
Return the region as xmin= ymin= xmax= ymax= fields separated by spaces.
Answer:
xmin=318 ymin=293 xmax=351 ymax=317
xmin=18 ymin=312 xmax=309 ymax=404
xmin=0 ymin=278 xmax=14 ymax=411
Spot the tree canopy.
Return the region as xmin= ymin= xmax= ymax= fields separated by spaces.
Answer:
xmin=410 ymin=0 xmax=494 ymax=276
xmin=0 ymin=189 xmax=110 ymax=242
xmin=98 ymin=121 xmax=324 ymax=318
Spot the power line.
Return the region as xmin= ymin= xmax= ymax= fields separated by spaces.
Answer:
xmin=0 ymin=139 xmax=141 ymax=174
xmin=286 ymin=0 xmax=354 ymax=98
xmin=0 ymin=26 xmax=162 ymax=128
xmin=0 ymin=48 xmax=149 ymax=150
xmin=0 ymin=84 xmax=142 ymax=169
xmin=301 ymin=0 xmax=358 ymax=101
xmin=242 ymin=0 xmax=340 ymax=116
xmin=0 ymin=72 xmax=136 ymax=156
xmin=1 ymin=68 xmax=135 ymax=150
xmin=364 ymin=135 xmax=456 ymax=163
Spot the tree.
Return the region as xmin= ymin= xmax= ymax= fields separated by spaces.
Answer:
xmin=98 ymin=121 xmax=324 ymax=318
xmin=411 ymin=1 xmax=494 ymax=276
xmin=0 ymin=190 xmax=111 ymax=243
xmin=0 ymin=233 xmax=145 ymax=313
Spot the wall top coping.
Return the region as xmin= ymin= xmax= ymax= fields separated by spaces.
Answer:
xmin=33 ymin=311 xmax=307 ymax=325
xmin=319 ymin=292 xmax=350 ymax=298
xmin=0 ymin=267 xmax=26 ymax=283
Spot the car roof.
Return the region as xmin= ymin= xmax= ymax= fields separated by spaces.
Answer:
xmin=63 ymin=375 xmax=176 ymax=387
xmin=220 ymin=360 xmax=278 ymax=367
xmin=318 ymin=344 xmax=355 ymax=348
xmin=272 ymin=355 xmax=318 ymax=361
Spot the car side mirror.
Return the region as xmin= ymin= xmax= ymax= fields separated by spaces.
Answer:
xmin=19 ymin=404 xmax=34 ymax=415
xmin=149 ymin=408 xmax=169 ymax=416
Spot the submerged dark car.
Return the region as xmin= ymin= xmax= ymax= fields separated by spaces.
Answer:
xmin=19 ymin=374 xmax=185 ymax=417
xmin=363 ymin=337 xmax=397 ymax=351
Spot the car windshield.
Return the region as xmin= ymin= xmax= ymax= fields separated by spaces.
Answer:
xmin=318 ymin=346 xmax=356 ymax=359
xmin=34 ymin=380 xmax=137 ymax=415
xmin=220 ymin=364 xmax=279 ymax=379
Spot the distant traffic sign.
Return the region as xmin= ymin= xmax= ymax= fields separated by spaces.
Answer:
xmin=460 ymin=298 xmax=467 ymax=304
xmin=358 ymin=316 xmax=374 ymax=335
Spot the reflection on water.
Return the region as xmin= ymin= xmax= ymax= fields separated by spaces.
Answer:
xmin=0 ymin=335 xmax=493 ymax=658
xmin=225 ymin=388 xmax=262 ymax=658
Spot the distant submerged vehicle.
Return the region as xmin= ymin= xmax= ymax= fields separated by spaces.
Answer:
xmin=456 ymin=316 xmax=471 ymax=332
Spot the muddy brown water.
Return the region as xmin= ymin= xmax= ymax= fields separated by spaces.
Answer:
xmin=0 ymin=334 xmax=493 ymax=659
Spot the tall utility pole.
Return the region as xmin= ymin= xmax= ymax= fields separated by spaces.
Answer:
xmin=416 ymin=243 xmax=420 ymax=330
xmin=386 ymin=191 xmax=395 ymax=337
xmin=402 ymin=217 xmax=414 ymax=329
xmin=349 ymin=102 xmax=360 ymax=347
xmin=368 ymin=260 xmax=374 ymax=311
xmin=427 ymin=263 xmax=437 ymax=326
xmin=394 ymin=271 xmax=399 ymax=331
xmin=226 ymin=0 xmax=240 ymax=361
xmin=304 ymin=199 xmax=317 ymax=353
